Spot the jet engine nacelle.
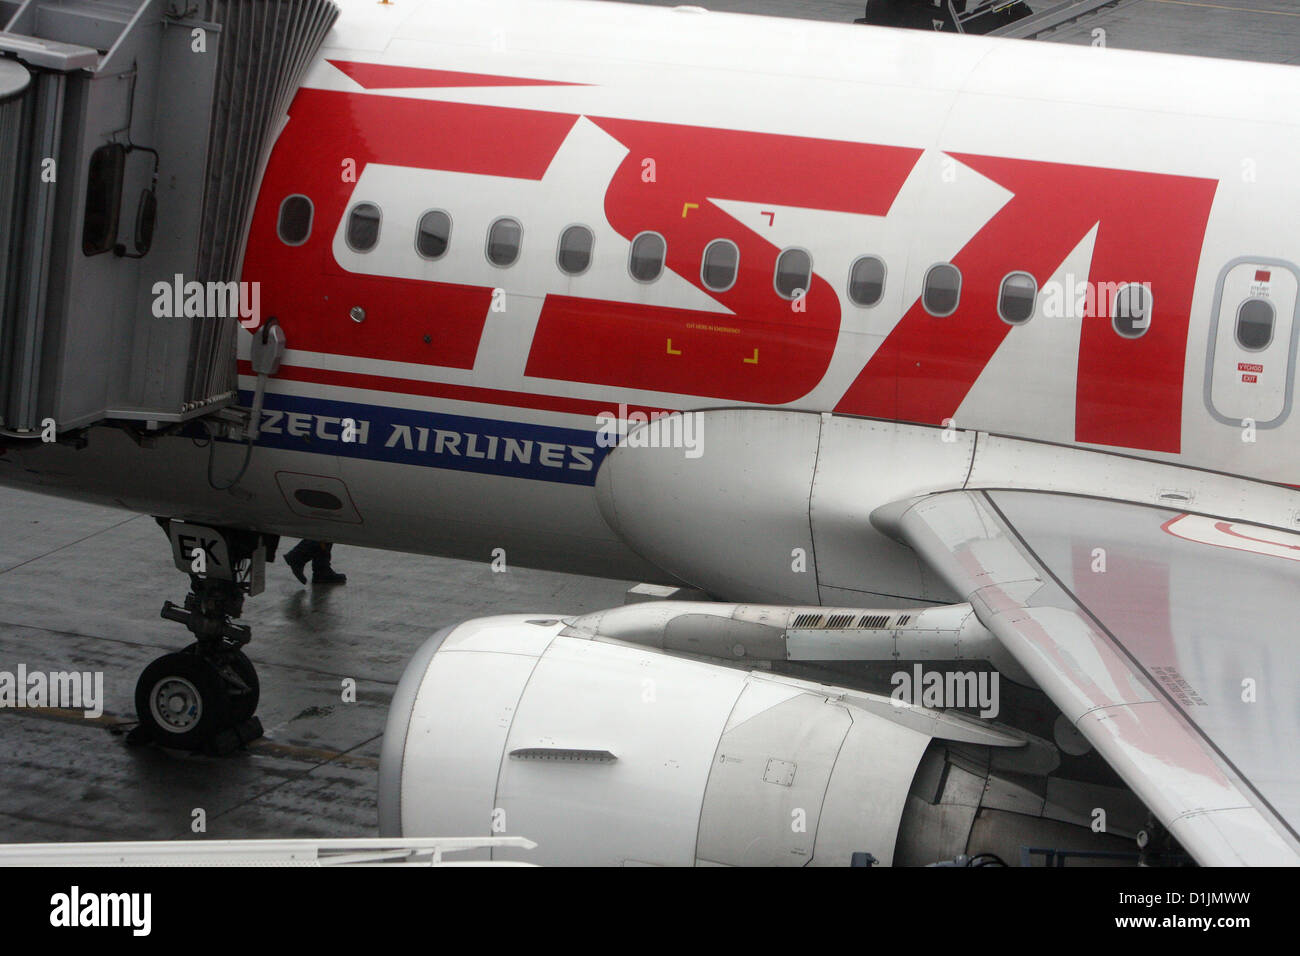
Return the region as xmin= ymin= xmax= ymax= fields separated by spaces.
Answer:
xmin=379 ymin=614 xmax=949 ymax=866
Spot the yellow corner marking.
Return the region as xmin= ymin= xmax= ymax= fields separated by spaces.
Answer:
xmin=682 ymin=202 xmax=699 ymax=218
xmin=667 ymin=339 xmax=682 ymax=355
xmin=743 ymin=349 xmax=758 ymax=364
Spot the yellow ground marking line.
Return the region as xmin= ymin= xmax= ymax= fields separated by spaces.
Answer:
xmin=2 ymin=705 xmax=381 ymax=769
xmin=1146 ymin=0 xmax=1300 ymax=18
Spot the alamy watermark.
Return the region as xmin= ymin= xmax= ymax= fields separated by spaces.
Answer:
xmin=1038 ymin=276 xmax=1152 ymax=323
xmin=0 ymin=665 xmax=104 ymax=718
xmin=890 ymin=664 xmax=999 ymax=719
xmin=596 ymin=404 xmax=704 ymax=459
xmin=50 ymin=886 xmax=150 ymax=936
xmin=152 ymin=274 xmax=261 ymax=329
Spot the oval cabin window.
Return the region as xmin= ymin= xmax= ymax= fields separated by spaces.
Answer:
xmin=416 ymin=209 xmax=451 ymax=259
xmin=345 ymin=202 xmax=381 ymax=253
xmin=774 ymin=248 xmax=812 ymax=300
xmin=629 ymin=232 xmax=666 ymax=282
xmin=847 ymin=256 xmax=886 ymax=307
xmin=1236 ymin=298 xmax=1275 ymax=351
xmin=998 ymin=272 xmax=1037 ymax=325
xmin=487 ymin=217 xmax=522 ymax=267
xmin=1112 ymin=283 xmax=1153 ymax=338
xmin=278 ymin=195 xmax=313 ymax=246
xmin=701 ymin=239 xmax=739 ymax=292
xmin=922 ymin=263 xmax=961 ymax=317
xmin=557 ymin=224 xmax=594 ymax=275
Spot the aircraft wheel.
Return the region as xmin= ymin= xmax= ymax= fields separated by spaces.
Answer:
xmin=135 ymin=651 xmax=231 ymax=750
xmin=226 ymin=649 xmax=260 ymax=725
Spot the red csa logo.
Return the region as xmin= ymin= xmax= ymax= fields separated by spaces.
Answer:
xmin=245 ymin=62 xmax=1217 ymax=454
xmin=834 ymin=156 xmax=1217 ymax=453
xmin=244 ymin=63 xmax=918 ymax=406
xmin=525 ymin=118 xmax=918 ymax=404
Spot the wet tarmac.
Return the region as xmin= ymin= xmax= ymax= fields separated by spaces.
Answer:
xmin=612 ymin=0 xmax=1300 ymax=64
xmin=0 ymin=488 xmax=630 ymax=842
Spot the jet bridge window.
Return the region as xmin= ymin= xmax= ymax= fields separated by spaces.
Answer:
xmin=277 ymin=195 xmax=313 ymax=245
xmin=1236 ymin=298 xmax=1276 ymax=351
xmin=998 ymin=272 xmax=1037 ymax=325
xmin=487 ymin=217 xmax=522 ymax=267
xmin=416 ymin=209 xmax=451 ymax=260
xmin=629 ymin=231 xmax=666 ymax=282
xmin=847 ymin=255 xmax=886 ymax=307
xmin=345 ymin=202 xmax=381 ymax=253
xmin=82 ymin=143 xmax=126 ymax=256
xmin=1112 ymin=283 xmax=1152 ymax=339
xmin=922 ymin=263 xmax=961 ymax=317
xmin=701 ymin=239 xmax=739 ymax=292
xmin=557 ymin=224 xmax=594 ymax=275
xmin=774 ymin=248 xmax=812 ymax=300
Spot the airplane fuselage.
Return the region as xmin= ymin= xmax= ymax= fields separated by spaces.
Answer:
xmin=3 ymin=0 xmax=1299 ymax=602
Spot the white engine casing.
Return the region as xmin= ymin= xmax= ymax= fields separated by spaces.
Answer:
xmin=380 ymin=615 xmax=936 ymax=866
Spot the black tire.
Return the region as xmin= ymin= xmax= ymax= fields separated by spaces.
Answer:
xmin=227 ymin=650 xmax=260 ymax=724
xmin=134 ymin=651 xmax=232 ymax=750
xmin=176 ymin=643 xmax=259 ymax=724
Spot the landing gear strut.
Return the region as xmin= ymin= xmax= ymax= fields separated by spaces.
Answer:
xmin=129 ymin=519 xmax=277 ymax=753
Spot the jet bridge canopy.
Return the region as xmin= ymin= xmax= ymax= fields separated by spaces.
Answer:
xmin=0 ymin=0 xmax=337 ymax=437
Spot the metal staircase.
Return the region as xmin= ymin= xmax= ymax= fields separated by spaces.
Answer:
xmin=0 ymin=0 xmax=336 ymax=436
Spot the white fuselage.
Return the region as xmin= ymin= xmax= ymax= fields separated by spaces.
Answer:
xmin=2 ymin=0 xmax=1298 ymax=599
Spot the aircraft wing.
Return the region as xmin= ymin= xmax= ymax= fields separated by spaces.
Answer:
xmin=874 ymin=488 xmax=1300 ymax=866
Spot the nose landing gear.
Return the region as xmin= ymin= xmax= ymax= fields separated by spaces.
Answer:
xmin=129 ymin=520 xmax=276 ymax=754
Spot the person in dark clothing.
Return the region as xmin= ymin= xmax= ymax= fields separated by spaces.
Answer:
xmin=283 ymin=539 xmax=346 ymax=585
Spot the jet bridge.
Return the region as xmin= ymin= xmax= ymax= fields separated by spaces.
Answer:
xmin=0 ymin=0 xmax=336 ymax=437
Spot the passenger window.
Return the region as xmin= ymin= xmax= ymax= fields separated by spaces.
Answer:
xmin=486 ymin=217 xmax=522 ymax=267
xmin=1112 ymin=283 xmax=1152 ymax=338
xmin=629 ymin=231 xmax=665 ymax=282
xmin=847 ymin=256 xmax=886 ymax=307
xmin=277 ymin=195 xmax=313 ymax=246
xmin=923 ymin=263 xmax=961 ymax=316
xmin=701 ymin=239 xmax=739 ymax=292
xmin=998 ymin=272 xmax=1037 ymax=325
xmin=774 ymin=248 xmax=812 ymax=300
xmin=557 ymin=224 xmax=594 ymax=275
xmin=345 ymin=202 xmax=381 ymax=253
xmin=416 ymin=209 xmax=451 ymax=260
xmin=1236 ymin=298 xmax=1275 ymax=351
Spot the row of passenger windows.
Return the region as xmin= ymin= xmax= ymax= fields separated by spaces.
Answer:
xmin=275 ymin=194 xmax=1151 ymax=333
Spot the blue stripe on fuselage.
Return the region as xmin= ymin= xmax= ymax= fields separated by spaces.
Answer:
xmin=238 ymin=391 xmax=607 ymax=486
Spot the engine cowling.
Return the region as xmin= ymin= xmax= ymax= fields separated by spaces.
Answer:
xmin=379 ymin=614 xmax=937 ymax=866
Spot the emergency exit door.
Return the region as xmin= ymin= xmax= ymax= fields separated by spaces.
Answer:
xmin=1205 ymin=258 xmax=1300 ymax=428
